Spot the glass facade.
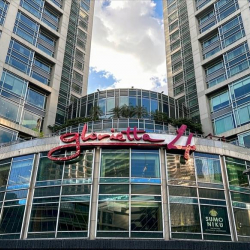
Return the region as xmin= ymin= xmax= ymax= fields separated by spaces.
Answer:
xmin=210 ymin=75 xmax=250 ymax=134
xmin=14 ymin=12 xmax=56 ymax=57
xmin=198 ymin=0 xmax=239 ymax=34
xmin=56 ymin=0 xmax=90 ymax=125
xmin=67 ymin=89 xmax=186 ymax=121
xmin=166 ymin=0 xmax=200 ymax=121
xmin=0 ymin=70 xmax=46 ymax=132
xmin=0 ymin=0 xmax=9 ymax=25
xmin=20 ymin=0 xmax=60 ymax=31
xmin=0 ymin=143 xmax=249 ymax=242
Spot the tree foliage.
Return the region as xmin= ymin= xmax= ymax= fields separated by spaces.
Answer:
xmin=48 ymin=106 xmax=203 ymax=134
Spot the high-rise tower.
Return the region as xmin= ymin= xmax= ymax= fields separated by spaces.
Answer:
xmin=0 ymin=0 xmax=94 ymax=143
xmin=163 ymin=0 xmax=250 ymax=147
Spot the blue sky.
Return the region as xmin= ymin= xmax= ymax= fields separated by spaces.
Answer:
xmin=88 ymin=0 xmax=167 ymax=94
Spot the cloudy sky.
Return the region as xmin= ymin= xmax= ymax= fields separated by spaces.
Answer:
xmin=87 ymin=0 xmax=167 ymax=94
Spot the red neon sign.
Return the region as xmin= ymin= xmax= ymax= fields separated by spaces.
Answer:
xmin=48 ymin=124 xmax=196 ymax=161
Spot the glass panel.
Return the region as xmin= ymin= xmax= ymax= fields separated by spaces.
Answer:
xmin=58 ymin=202 xmax=89 ymax=231
xmin=97 ymin=201 xmax=129 ymax=231
xmin=131 ymin=185 xmax=161 ymax=195
xmin=1 ymin=71 xmax=27 ymax=97
xmin=131 ymin=202 xmax=162 ymax=232
xmin=199 ymin=189 xmax=225 ymax=200
xmin=0 ymin=206 xmax=25 ymax=234
xmin=26 ymin=89 xmax=45 ymax=109
xmin=36 ymin=157 xmax=63 ymax=181
xmin=61 ymin=185 xmax=90 ymax=195
xmin=169 ymin=186 xmax=197 ymax=197
xmin=21 ymin=111 xmax=42 ymax=131
xmin=234 ymin=208 xmax=250 ymax=236
xmin=231 ymin=192 xmax=250 ymax=203
xmin=5 ymin=189 xmax=28 ymax=200
xmin=170 ymin=203 xmax=201 ymax=233
xmin=34 ymin=186 xmax=60 ymax=197
xmin=226 ymin=159 xmax=249 ymax=187
xmin=7 ymin=156 xmax=34 ymax=189
xmin=131 ymin=150 xmax=160 ymax=178
xmin=167 ymin=154 xmax=196 ymax=185
xmin=63 ymin=153 xmax=93 ymax=180
xmin=100 ymin=150 xmax=129 ymax=178
xmin=0 ymin=98 xmax=20 ymax=123
xmin=195 ymin=157 xmax=222 ymax=184
xmin=0 ymin=161 xmax=10 ymax=188
xmin=99 ymin=185 xmax=129 ymax=194
xmin=29 ymin=203 xmax=58 ymax=232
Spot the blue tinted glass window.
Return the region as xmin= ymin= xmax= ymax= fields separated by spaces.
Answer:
xmin=20 ymin=0 xmax=44 ymax=19
xmin=5 ymin=40 xmax=34 ymax=75
xmin=14 ymin=12 xmax=39 ymax=45
xmin=129 ymin=97 xmax=137 ymax=107
xmin=0 ymin=70 xmax=27 ymax=98
xmin=214 ymin=114 xmax=235 ymax=134
xmin=151 ymin=99 xmax=158 ymax=113
xmin=0 ymin=97 xmax=21 ymax=123
xmin=142 ymin=98 xmax=150 ymax=113
xmin=131 ymin=150 xmax=160 ymax=179
xmin=210 ymin=91 xmax=229 ymax=112
xmin=98 ymin=99 xmax=106 ymax=114
xmin=26 ymin=89 xmax=46 ymax=109
xmin=7 ymin=155 xmax=34 ymax=189
xmin=0 ymin=0 xmax=9 ymax=25
xmin=230 ymin=75 xmax=250 ymax=101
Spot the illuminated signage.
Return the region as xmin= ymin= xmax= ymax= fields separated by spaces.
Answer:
xmin=48 ymin=124 xmax=196 ymax=161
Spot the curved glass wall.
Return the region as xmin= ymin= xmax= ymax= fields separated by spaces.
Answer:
xmin=0 ymin=145 xmax=250 ymax=242
xmin=67 ymin=89 xmax=187 ymax=120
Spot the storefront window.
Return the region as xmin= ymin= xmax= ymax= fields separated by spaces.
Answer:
xmin=100 ymin=149 xmax=129 ymax=179
xmin=167 ymin=154 xmax=195 ymax=185
xmin=225 ymin=157 xmax=249 ymax=188
xmin=170 ymin=203 xmax=201 ymax=233
xmin=131 ymin=202 xmax=162 ymax=237
xmin=131 ymin=150 xmax=160 ymax=183
xmin=234 ymin=208 xmax=250 ymax=237
xmin=36 ymin=156 xmax=63 ymax=183
xmin=98 ymin=148 xmax=162 ymax=238
xmin=195 ymin=153 xmax=222 ymax=184
xmin=7 ymin=155 xmax=34 ymax=190
xmin=97 ymin=201 xmax=129 ymax=234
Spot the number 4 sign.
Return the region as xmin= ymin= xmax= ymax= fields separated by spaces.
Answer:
xmin=167 ymin=125 xmax=196 ymax=160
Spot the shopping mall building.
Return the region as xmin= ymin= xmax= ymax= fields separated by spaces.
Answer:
xmin=0 ymin=113 xmax=250 ymax=249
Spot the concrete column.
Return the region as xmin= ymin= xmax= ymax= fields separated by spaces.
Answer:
xmin=89 ymin=147 xmax=100 ymax=240
xmin=160 ymin=147 xmax=170 ymax=240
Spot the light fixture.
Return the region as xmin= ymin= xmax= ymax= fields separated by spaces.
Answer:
xmin=97 ymin=89 xmax=100 ymax=92
xmin=161 ymin=91 xmax=164 ymax=93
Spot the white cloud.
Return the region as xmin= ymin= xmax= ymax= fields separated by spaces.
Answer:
xmin=89 ymin=0 xmax=167 ymax=93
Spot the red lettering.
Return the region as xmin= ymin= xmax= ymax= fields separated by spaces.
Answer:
xmin=97 ymin=134 xmax=110 ymax=140
xmin=110 ymin=133 xmax=126 ymax=141
xmin=81 ymin=124 xmax=97 ymax=141
xmin=48 ymin=133 xmax=80 ymax=161
xmin=167 ymin=125 xmax=196 ymax=160
xmin=142 ymin=133 xmax=165 ymax=142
